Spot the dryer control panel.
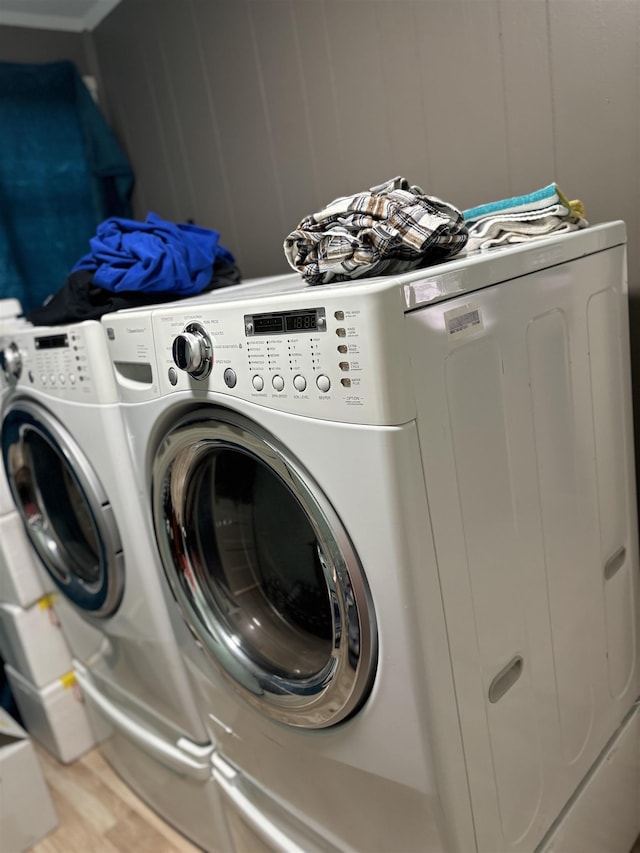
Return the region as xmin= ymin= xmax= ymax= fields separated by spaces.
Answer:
xmin=161 ymin=287 xmax=414 ymax=426
xmin=103 ymin=276 xmax=417 ymax=426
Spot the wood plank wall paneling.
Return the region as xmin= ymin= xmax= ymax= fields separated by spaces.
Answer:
xmin=548 ymin=0 xmax=640 ymax=279
xmin=414 ymin=0 xmax=511 ymax=206
xmin=89 ymin=0 xmax=640 ymax=285
xmin=497 ymin=0 xmax=555 ymax=191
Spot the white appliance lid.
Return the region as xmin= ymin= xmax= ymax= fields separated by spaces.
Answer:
xmin=101 ymin=221 xmax=626 ymax=318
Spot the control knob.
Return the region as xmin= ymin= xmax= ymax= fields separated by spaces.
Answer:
xmin=0 ymin=342 xmax=22 ymax=384
xmin=172 ymin=322 xmax=213 ymax=380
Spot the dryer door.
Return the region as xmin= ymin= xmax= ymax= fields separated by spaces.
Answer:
xmin=152 ymin=406 xmax=377 ymax=729
xmin=2 ymin=400 xmax=124 ymax=615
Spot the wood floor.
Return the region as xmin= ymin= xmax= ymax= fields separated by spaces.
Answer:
xmin=30 ymin=744 xmax=202 ymax=853
xmin=27 ymin=743 xmax=640 ymax=853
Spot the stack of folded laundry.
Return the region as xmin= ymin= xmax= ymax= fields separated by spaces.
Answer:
xmin=284 ymin=176 xmax=468 ymax=285
xmin=462 ymin=183 xmax=588 ymax=253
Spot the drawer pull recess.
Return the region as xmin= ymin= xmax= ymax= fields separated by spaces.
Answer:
xmin=604 ymin=546 xmax=626 ymax=581
xmin=489 ymin=655 xmax=524 ymax=704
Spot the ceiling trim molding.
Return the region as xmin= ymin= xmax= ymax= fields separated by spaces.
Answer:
xmin=0 ymin=0 xmax=120 ymax=32
xmin=81 ymin=0 xmax=120 ymax=31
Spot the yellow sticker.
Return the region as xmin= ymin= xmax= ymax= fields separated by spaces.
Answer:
xmin=60 ymin=672 xmax=76 ymax=689
xmin=38 ymin=594 xmax=56 ymax=609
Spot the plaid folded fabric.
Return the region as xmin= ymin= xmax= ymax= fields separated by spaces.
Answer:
xmin=284 ymin=176 xmax=468 ymax=285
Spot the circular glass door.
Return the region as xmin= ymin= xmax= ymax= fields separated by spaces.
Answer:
xmin=153 ymin=407 xmax=377 ymax=729
xmin=2 ymin=400 xmax=124 ymax=615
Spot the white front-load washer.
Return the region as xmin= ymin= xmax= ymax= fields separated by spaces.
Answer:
xmin=0 ymin=300 xmax=48 ymax=610
xmin=0 ymin=299 xmax=30 ymax=514
xmin=102 ymin=222 xmax=640 ymax=853
xmin=0 ymin=320 xmax=232 ymax=852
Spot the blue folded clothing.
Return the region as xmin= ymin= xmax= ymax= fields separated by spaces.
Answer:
xmin=72 ymin=212 xmax=235 ymax=296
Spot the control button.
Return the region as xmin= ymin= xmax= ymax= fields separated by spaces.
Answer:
xmin=334 ymin=310 xmax=345 ymax=321
xmin=272 ymin=374 xmax=285 ymax=392
xmin=224 ymin=368 xmax=237 ymax=388
xmin=58 ymin=373 xmax=66 ymax=385
xmin=252 ymin=375 xmax=264 ymax=392
xmin=336 ymin=328 xmax=346 ymax=338
xmin=28 ymin=371 xmax=34 ymax=384
xmin=293 ymin=374 xmax=307 ymax=392
xmin=337 ymin=345 xmax=348 ymax=354
xmin=40 ymin=374 xmax=47 ymax=385
xmin=168 ymin=367 xmax=178 ymax=386
xmin=339 ymin=362 xmax=349 ymax=371
xmin=317 ymin=316 xmax=327 ymax=330
xmin=316 ymin=374 xmax=331 ymax=392
xmin=50 ymin=374 xmax=56 ymax=385
xmin=69 ymin=373 xmax=77 ymax=384
xmin=341 ymin=378 xmax=352 ymax=387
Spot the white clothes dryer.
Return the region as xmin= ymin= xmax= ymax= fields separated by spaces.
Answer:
xmin=102 ymin=222 xmax=640 ymax=853
xmin=0 ymin=320 xmax=232 ymax=852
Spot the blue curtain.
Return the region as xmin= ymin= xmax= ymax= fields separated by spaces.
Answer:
xmin=0 ymin=61 xmax=134 ymax=314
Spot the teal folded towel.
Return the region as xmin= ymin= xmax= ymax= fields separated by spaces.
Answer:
xmin=463 ymin=183 xmax=565 ymax=223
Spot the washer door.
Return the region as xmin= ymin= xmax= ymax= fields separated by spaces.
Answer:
xmin=153 ymin=407 xmax=377 ymax=729
xmin=2 ymin=400 xmax=124 ymax=615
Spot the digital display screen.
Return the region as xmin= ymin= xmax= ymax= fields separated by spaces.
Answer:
xmin=246 ymin=309 xmax=325 ymax=336
xmin=35 ymin=334 xmax=69 ymax=350
xmin=285 ymin=312 xmax=317 ymax=332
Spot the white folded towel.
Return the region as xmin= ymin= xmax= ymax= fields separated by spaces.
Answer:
xmin=465 ymin=213 xmax=587 ymax=253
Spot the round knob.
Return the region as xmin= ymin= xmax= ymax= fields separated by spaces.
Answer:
xmin=0 ymin=343 xmax=22 ymax=383
xmin=172 ymin=323 xmax=213 ymax=380
xmin=172 ymin=333 xmax=203 ymax=371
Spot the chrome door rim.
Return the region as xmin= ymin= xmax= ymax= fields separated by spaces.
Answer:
xmin=152 ymin=406 xmax=377 ymax=729
xmin=2 ymin=399 xmax=124 ymax=616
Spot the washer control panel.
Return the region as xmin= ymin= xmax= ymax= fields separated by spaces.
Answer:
xmin=0 ymin=323 xmax=118 ymax=403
